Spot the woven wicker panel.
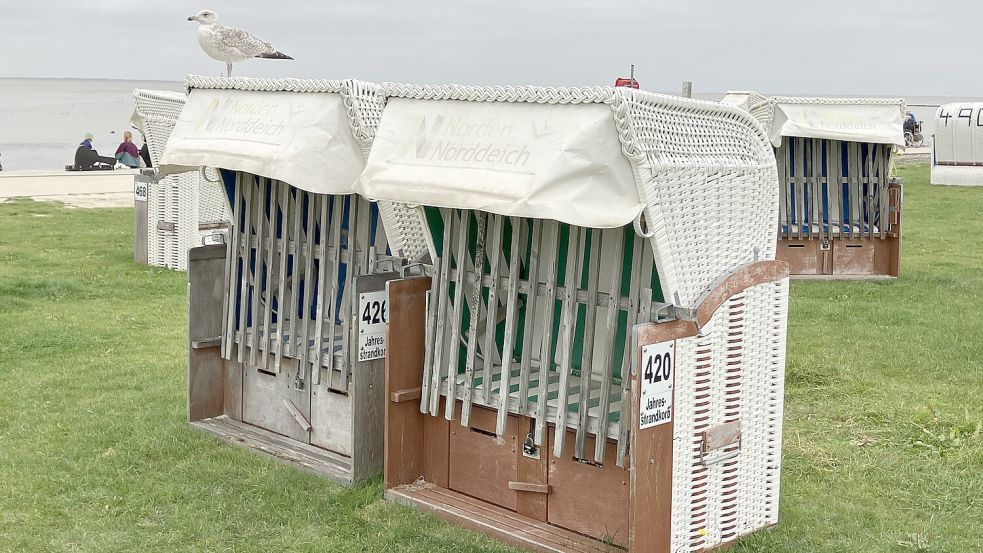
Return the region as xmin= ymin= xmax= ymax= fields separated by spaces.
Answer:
xmin=669 ymin=277 xmax=788 ymax=551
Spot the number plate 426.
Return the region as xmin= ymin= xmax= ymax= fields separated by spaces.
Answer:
xmin=639 ymin=340 xmax=675 ymax=430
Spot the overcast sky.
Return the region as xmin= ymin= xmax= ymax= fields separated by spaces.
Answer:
xmin=0 ymin=1 xmax=977 ymax=96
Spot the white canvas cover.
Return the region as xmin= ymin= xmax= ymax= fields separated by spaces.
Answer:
xmin=770 ymin=101 xmax=905 ymax=147
xmin=722 ymin=92 xmax=906 ymax=148
xmin=356 ymin=97 xmax=641 ymax=229
xmin=160 ymin=88 xmax=365 ymax=194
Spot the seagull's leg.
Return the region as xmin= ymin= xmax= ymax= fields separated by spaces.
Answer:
xmin=226 ymin=62 xmax=233 ymax=77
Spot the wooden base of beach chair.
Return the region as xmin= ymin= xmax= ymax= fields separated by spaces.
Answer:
xmin=384 ymin=264 xmax=789 ymax=553
xmin=778 ymin=235 xmax=900 ymax=278
xmin=187 ymin=243 xmax=389 ymax=484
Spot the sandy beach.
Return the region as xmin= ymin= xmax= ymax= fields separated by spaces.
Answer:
xmin=0 ymin=169 xmax=136 ymax=208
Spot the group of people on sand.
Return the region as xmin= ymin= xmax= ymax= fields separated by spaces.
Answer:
xmin=74 ymin=131 xmax=152 ymax=170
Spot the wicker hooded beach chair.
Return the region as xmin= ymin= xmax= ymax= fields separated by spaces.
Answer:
xmin=723 ymin=92 xmax=906 ymax=277
xmin=160 ymin=76 xmax=425 ymax=484
xmin=131 ymin=89 xmax=232 ymax=270
xmin=360 ymin=84 xmax=790 ymax=552
xmin=931 ymin=101 xmax=983 ymax=186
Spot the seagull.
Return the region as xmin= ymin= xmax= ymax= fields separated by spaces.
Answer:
xmin=187 ymin=9 xmax=293 ymax=77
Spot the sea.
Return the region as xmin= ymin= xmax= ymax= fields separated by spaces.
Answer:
xmin=0 ymin=78 xmax=182 ymax=171
xmin=0 ymin=78 xmax=979 ymax=171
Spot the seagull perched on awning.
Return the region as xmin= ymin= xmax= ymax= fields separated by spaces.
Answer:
xmin=187 ymin=9 xmax=293 ymax=77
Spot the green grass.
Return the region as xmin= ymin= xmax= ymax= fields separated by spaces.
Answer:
xmin=1 ymin=165 xmax=981 ymax=552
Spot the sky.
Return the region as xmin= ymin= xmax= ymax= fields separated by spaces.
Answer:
xmin=0 ymin=0 xmax=978 ymax=97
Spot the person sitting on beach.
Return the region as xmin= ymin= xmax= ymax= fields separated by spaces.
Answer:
xmin=115 ymin=131 xmax=141 ymax=168
xmin=74 ymin=132 xmax=117 ymax=169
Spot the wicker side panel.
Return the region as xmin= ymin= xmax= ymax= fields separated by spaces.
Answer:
xmin=669 ymin=278 xmax=788 ymax=551
xmin=640 ymin=165 xmax=778 ymax=308
xmin=377 ymin=202 xmax=432 ymax=261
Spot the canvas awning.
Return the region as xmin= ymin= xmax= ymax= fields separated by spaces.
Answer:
xmin=722 ymin=92 xmax=906 ymax=148
xmin=355 ymin=97 xmax=642 ymax=229
xmin=769 ymin=101 xmax=905 ymax=147
xmin=159 ymin=87 xmax=366 ymax=194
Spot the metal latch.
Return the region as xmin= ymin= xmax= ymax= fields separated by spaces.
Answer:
xmin=820 ymin=238 xmax=831 ymax=251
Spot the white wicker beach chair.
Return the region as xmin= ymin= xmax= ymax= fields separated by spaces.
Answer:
xmin=931 ymin=102 xmax=983 ymax=186
xmin=364 ymin=84 xmax=790 ymax=552
xmin=723 ymin=92 xmax=906 ymax=277
xmin=131 ymin=89 xmax=233 ymax=271
xmin=164 ymin=76 xmax=421 ymax=484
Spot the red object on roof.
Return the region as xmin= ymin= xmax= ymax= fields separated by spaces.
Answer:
xmin=614 ymin=77 xmax=639 ymax=89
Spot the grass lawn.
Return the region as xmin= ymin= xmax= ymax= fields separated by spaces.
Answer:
xmin=1 ymin=164 xmax=981 ymax=552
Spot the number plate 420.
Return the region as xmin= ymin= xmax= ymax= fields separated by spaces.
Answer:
xmin=639 ymin=340 xmax=675 ymax=430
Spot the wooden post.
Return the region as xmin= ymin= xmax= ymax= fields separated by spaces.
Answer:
xmin=188 ymin=244 xmax=230 ymax=422
xmin=384 ymin=276 xmax=432 ymax=488
xmin=133 ymin=174 xmax=149 ymax=265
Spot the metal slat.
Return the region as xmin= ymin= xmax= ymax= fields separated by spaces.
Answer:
xmin=879 ymin=144 xmax=890 ymax=238
xmin=325 ymin=196 xmax=344 ymax=389
xmin=480 ymin=215 xmax=505 ymax=407
xmin=299 ymin=193 xmax=316 ymax=375
xmin=312 ymin=194 xmax=330 ymax=385
xmin=273 ymin=182 xmax=291 ymax=374
xmin=248 ymin=177 xmax=265 ymax=367
xmin=848 ymin=142 xmax=861 ymax=239
xmin=616 ymin=233 xmax=645 ymax=467
xmin=235 ymin=174 xmax=254 ymax=364
xmin=260 ymin=179 xmax=277 ymax=371
xmin=592 ymin=228 xmax=624 ymax=463
xmin=286 ymin=187 xmax=303 ymax=359
xmin=517 ymin=219 xmax=542 ymax=416
xmin=428 ymin=209 xmax=455 ymax=416
xmin=551 ymin=226 xmax=583 ymax=458
xmin=573 ymin=229 xmax=603 ymax=459
xmin=533 ymin=221 xmax=559 ymax=446
xmin=828 ymin=141 xmax=841 ymax=236
xmin=460 ymin=212 xmax=487 ymax=428
xmin=495 ymin=217 xmax=524 ymax=437
xmin=221 ymin=174 xmax=241 ymax=359
xmin=339 ymin=196 xmax=359 ymax=390
xmin=444 ymin=212 xmax=471 ymax=421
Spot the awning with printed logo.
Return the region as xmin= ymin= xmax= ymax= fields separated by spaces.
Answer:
xmin=355 ymin=97 xmax=642 ymax=229
xmin=160 ymin=88 xmax=365 ymax=194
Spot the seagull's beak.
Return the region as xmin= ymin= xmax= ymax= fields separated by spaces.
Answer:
xmin=187 ymin=16 xmax=196 ymax=22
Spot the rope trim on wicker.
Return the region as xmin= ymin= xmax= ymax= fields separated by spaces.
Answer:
xmin=182 ymin=75 xmax=384 ymax=152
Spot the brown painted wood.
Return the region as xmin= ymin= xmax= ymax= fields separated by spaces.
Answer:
xmin=383 ymin=276 xmax=431 ymax=489
xmin=191 ymin=416 xmax=353 ymax=484
xmin=515 ymin=416 xmax=549 ymax=522
xmin=386 ymin=486 xmax=623 ymax=553
xmin=449 ymin=404 xmax=519 ymax=511
xmin=224 ymin=360 xmax=243 ymax=421
xmin=776 ymin=240 xmax=819 ymax=276
xmin=694 ymin=261 xmax=790 ymax=327
xmin=390 ymin=387 xmax=422 ymax=403
xmin=424 ymin=399 xmax=451 ymax=489
xmin=509 ymin=482 xmax=552 ymax=494
xmin=547 ymin=428 xmax=630 ymax=547
xmin=188 ymin=244 xmax=229 ymax=422
xmin=702 ymin=421 xmax=741 ymax=453
xmin=628 ymin=321 xmax=693 ymax=553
